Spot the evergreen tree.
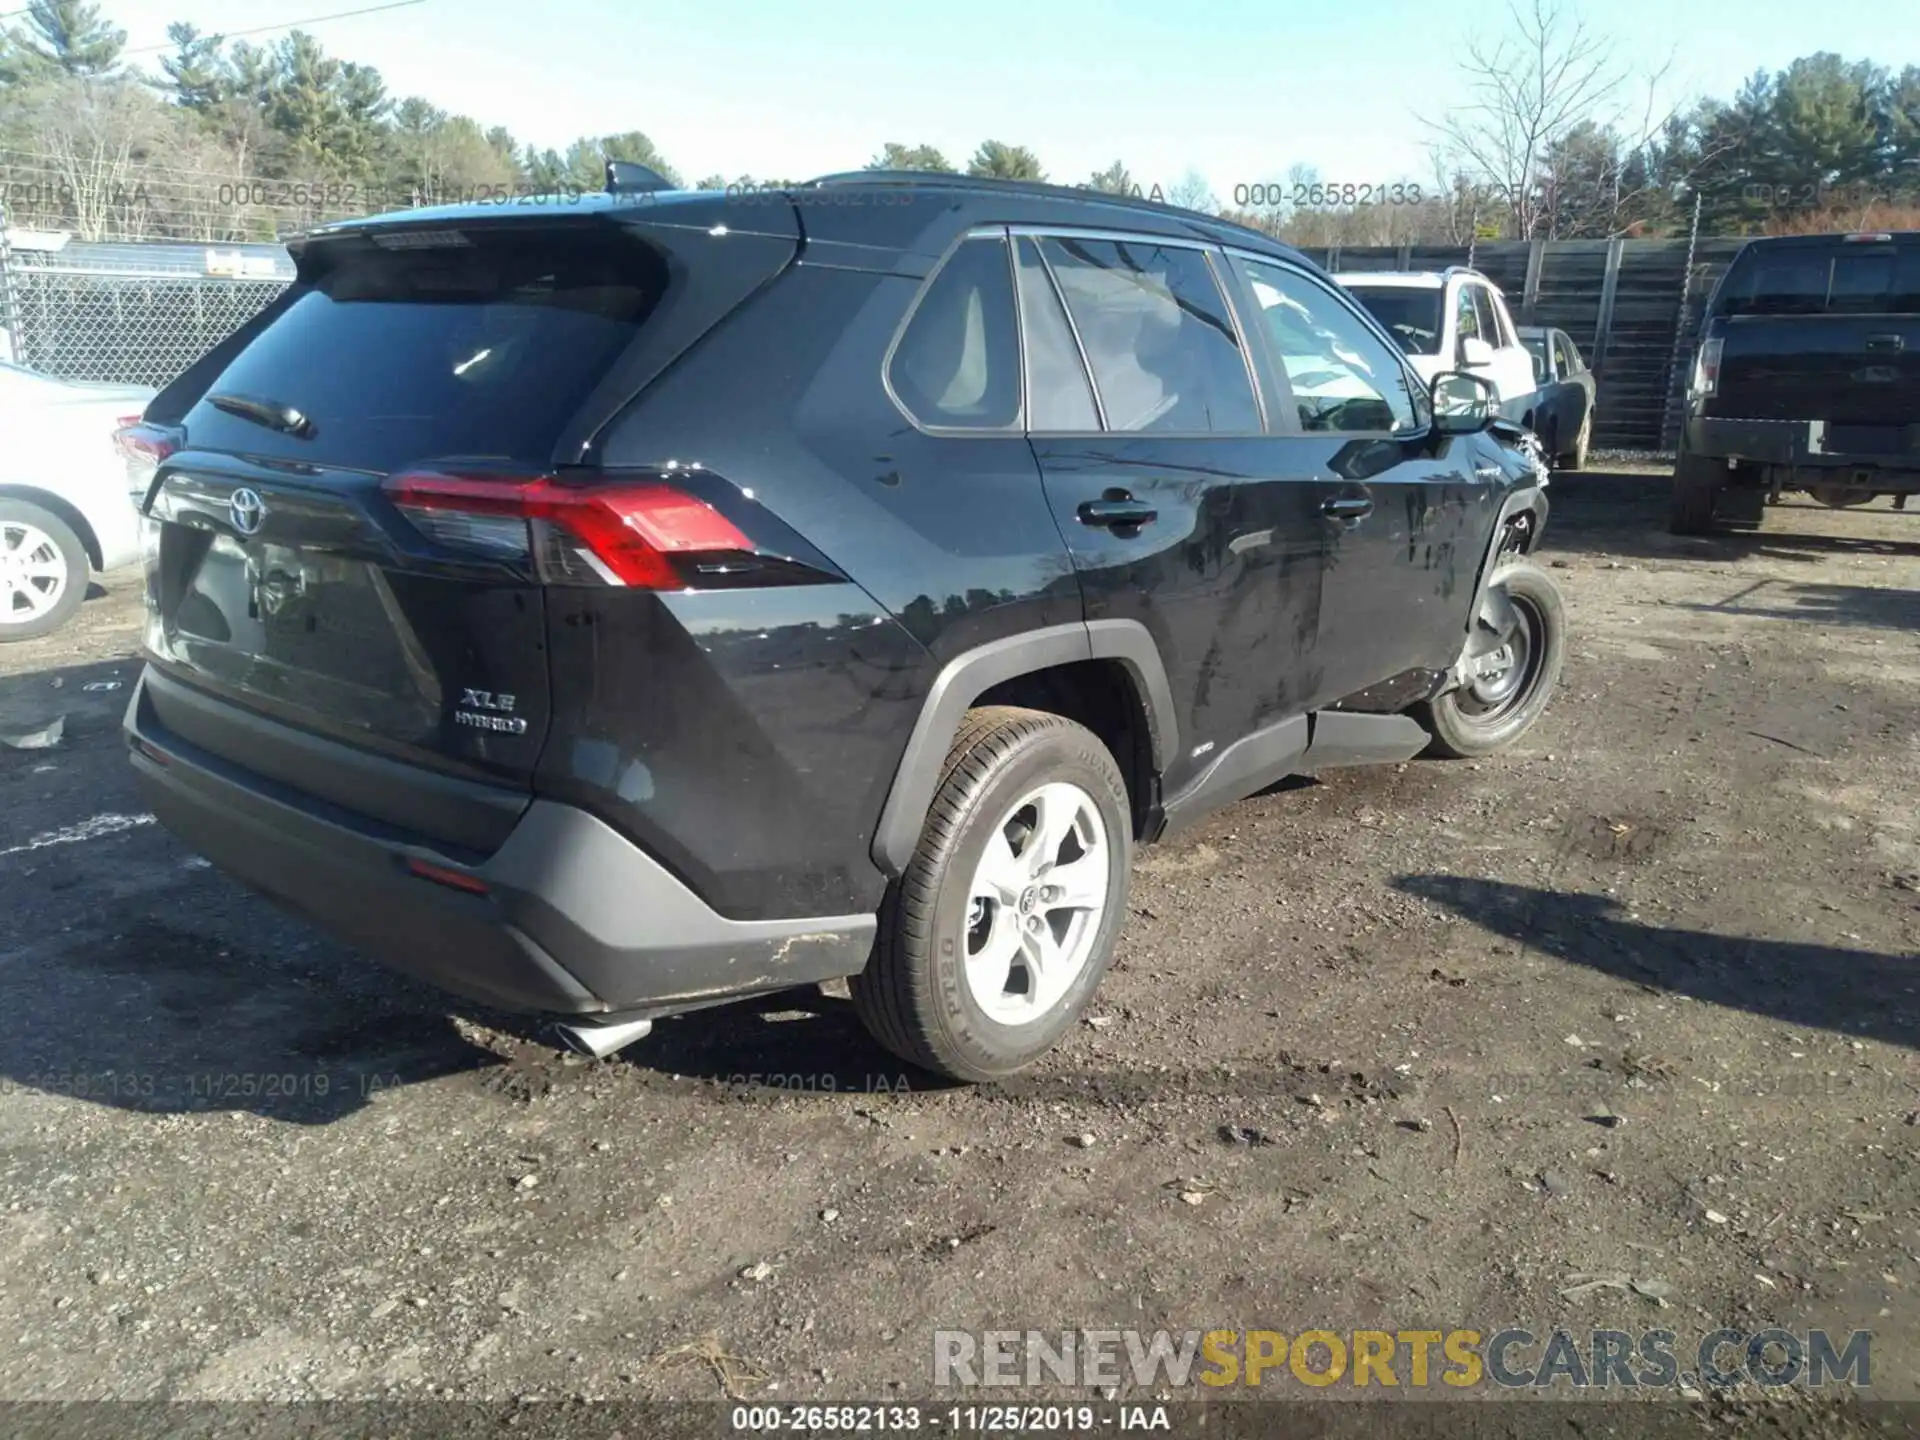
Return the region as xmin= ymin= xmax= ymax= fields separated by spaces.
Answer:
xmin=159 ymin=22 xmax=228 ymax=110
xmin=966 ymin=141 xmax=1044 ymax=180
xmin=868 ymin=142 xmax=953 ymax=172
xmin=9 ymin=0 xmax=123 ymax=80
xmin=560 ymin=132 xmax=680 ymax=192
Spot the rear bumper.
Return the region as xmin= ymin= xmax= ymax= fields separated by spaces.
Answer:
xmin=1685 ymin=416 xmax=1920 ymax=486
xmin=125 ymin=669 xmax=875 ymax=1018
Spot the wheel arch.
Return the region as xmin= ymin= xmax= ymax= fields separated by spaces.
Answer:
xmin=870 ymin=620 xmax=1176 ymax=876
xmin=0 ymin=486 xmax=102 ymax=571
xmin=1443 ymin=485 xmax=1549 ymax=687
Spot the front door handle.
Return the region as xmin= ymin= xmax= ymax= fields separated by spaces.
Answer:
xmin=1865 ymin=333 xmax=1906 ymax=353
xmin=1322 ymin=494 xmax=1374 ymax=521
xmin=1077 ymin=494 xmax=1158 ymax=530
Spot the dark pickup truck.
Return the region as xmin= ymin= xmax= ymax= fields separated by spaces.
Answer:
xmin=1672 ymin=231 xmax=1920 ymax=534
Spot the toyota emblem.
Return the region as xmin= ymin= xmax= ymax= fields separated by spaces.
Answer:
xmin=229 ymin=487 xmax=266 ymax=537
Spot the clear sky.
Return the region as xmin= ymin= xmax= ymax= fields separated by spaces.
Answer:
xmin=107 ymin=0 xmax=1915 ymax=194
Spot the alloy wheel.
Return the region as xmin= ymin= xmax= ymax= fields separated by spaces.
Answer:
xmin=960 ymin=781 xmax=1111 ymax=1027
xmin=0 ymin=521 xmax=69 ymax=626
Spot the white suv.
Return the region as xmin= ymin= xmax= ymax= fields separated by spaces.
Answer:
xmin=1335 ymin=268 xmax=1539 ymax=423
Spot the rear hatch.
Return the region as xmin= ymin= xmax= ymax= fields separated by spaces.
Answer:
xmin=141 ymin=202 xmax=799 ymax=838
xmin=1708 ymin=236 xmax=1920 ymax=427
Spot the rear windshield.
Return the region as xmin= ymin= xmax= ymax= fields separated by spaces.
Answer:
xmin=182 ymin=222 xmax=667 ymax=469
xmin=1715 ymin=243 xmax=1920 ymax=318
xmin=1341 ymin=285 xmax=1444 ymax=355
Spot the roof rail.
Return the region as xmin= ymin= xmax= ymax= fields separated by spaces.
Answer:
xmin=803 ymin=170 xmax=1282 ymax=246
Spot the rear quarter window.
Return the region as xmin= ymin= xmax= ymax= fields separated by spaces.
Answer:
xmin=887 ymin=237 xmax=1021 ymax=430
xmin=182 ymin=222 xmax=668 ymax=469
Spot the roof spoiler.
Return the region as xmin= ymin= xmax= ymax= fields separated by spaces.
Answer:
xmin=606 ymin=160 xmax=675 ymax=195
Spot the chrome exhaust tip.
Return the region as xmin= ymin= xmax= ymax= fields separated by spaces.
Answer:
xmin=554 ymin=1015 xmax=654 ymax=1060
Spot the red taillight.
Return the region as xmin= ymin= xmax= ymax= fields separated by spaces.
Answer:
xmin=1842 ymin=232 xmax=1894 ymax=243
xmin=1691 ymin=336 xmax=1724 ymax=402
xmin=114 ymin=421 xmax=178 ymax=506
xmin=382 ymin=470 xmax=754 ymax=589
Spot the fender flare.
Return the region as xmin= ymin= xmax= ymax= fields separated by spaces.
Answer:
xmin=869 ymin=619 xmax=1177 ymax=877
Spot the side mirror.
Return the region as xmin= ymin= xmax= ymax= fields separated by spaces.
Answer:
xmin=1460 ymin=337 xmax=1496 ymax=367
xmin=1431 ymin=371 xmax=1497 ymax=435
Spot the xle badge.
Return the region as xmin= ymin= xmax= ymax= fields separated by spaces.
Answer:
xmin=455 ymin=688 xmax=528 ymax=735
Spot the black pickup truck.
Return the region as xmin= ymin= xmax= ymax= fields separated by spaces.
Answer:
xmin=1672 ymin=231 xmax=1920 ymax=534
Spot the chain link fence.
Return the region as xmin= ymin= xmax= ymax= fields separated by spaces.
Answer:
xmin=0 ymin=235 xmax=290 ymax=388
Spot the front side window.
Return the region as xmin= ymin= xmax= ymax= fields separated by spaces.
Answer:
xmin=1235 ymin=257 xmax=1419 ymax=435
xmin=889 ymin=236 xmax=1021 ymax=430
xmin=1036 ymin=236 xmax=1260 ymax=434
xmin=1342 ymin=284 xmax=1444 ymax=356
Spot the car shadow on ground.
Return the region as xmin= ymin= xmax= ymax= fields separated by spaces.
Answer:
xmin=622 ymin=987 xmax=957 ymax=1096
xmin=1547 ymin=470 xmax=1920 ymax=568
xmin=0 ymin=910 xmax=507 ymax=1125
xmin=1394 ymin=874 xmax=1920 ymax=1052
xmin=1666 ymin=578 xmax=1920 ymax=632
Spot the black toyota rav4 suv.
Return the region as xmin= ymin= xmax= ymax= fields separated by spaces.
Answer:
xmin=121 ymin=171 xmax=1563 ymax=1081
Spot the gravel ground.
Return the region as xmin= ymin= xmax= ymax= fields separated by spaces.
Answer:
xmin=0 ymin=465 xmax=1915 ymax=1432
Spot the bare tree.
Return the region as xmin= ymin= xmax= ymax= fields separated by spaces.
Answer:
xmin=1425 ymin=0 xmax=1629 ymax=238
xmin=25 ymin=79 xmax=168 ymax=239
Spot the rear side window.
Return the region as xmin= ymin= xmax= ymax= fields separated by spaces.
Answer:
xmin=1038 ymin=236 xmax=1260 ymax=434
xmin=1013 ymin=238 xmax=1099 ymax=431
xmin=1554 ymin=333 xmax=1582 ymax=374
xmin=889 ymin=237 xmax=1021 ymax=430
xmin=184 ymin=224 xmax=668 ymax=469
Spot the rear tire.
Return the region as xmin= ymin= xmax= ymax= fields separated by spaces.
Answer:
xmin=1418 ymin=561 xmax=1566 ymax=759
xmin=1669 ymin=450 xmax=1722 ymax=535
xmin=850 ymin=706 xmax=1132 ymax=1082
xmin=0 ymin=500 xmax=88 ymax=642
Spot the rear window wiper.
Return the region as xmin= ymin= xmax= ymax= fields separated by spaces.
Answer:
xmin=207 ymin=392 xmax=318 ymax=440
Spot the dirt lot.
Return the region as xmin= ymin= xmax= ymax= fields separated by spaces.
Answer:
xmin=0 ymin=465 xmax=1915 ymax=1428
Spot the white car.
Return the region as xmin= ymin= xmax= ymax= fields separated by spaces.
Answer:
xmin=1334 ymin=268 xmax=1539 ymax=424
xmin=0 ymin=360 xmax=155 ymax=640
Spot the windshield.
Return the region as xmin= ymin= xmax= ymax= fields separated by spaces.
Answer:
xmin=1519 ymin=332 xmax=1550 ymax=382
xmin=1341 ymin=285 xmax=1444 ymax=355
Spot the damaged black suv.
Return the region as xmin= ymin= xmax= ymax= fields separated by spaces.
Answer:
xmin=122 ymin=171 xmax=1564 ymax=1081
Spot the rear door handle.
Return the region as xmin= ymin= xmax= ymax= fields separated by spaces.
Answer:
xmin=1077 ymin=495 xmax=1158 ymax=530
xmin=1865 ymin=333 xmax=1906 ymax=353
xmin=1322 ymin=494 xmax=1374 ymax=521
